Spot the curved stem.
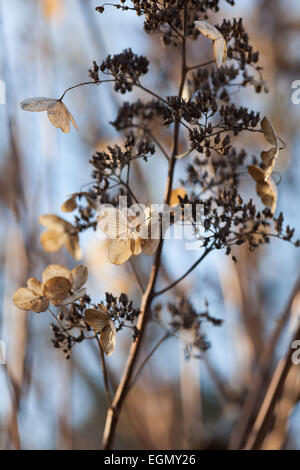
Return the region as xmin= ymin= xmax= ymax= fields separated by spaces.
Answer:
xmin=59 ymin=79 xmax=115 ymax=101
xmin=187 ymin=59 xmax=215 ymax=71
xmin=154 ymin=243 xmax=214 ymax=297
xmin=128 ymin=332 xmax=171 ymax=391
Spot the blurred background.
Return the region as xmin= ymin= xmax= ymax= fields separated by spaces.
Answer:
xmin=1 ymin=0 xmax=300 ymax=450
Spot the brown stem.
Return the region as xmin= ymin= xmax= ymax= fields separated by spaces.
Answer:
xmin=244 ymin=321 xmax=300 ymax=449
xmin=96 ymin=336 xmax=112 ymax=405
xmin=228 ymin=274 xmax=300 ymax=449
xmin=101 ymin=4 xmax=188 ymax=450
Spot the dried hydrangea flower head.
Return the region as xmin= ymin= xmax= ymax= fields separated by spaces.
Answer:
xmin=194 ymin=20 xmax=227 ymax=68
xmin=19 ymin=97 xmax=78 ymax=133
xmin=13 ymin=264 xmax=88 ymax=312
xmin=85 ymin=307 xmax=116 ymax=355
xmin=39 ymin=214 xmax=82 ymax=260
xmin=97 ymin=204 xmax=160 ymax=265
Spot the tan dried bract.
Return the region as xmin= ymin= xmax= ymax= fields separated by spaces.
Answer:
xmin=98 ymin=205 xmax=160 ymax=265
xmin=85 ymin=307 xmax=116 ymax=356
xmin=13 ymin=264 xmax=88 ymax=313
xmin=194 ymin=20 xmax=227 ymax=68
xmin=39 ymin=214 xmax=82 ymax=260
xmin=61 ymin=195 xmax=78 ymax=213
xmin=20 ymin=97 xmax=78 ymax=133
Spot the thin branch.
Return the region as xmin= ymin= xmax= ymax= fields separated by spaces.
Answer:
xmin=96 ymin=336 xmax=112 ymax=405
xmin=228 ymin=274 xmax=300 ymax=449
xmin=135 ymin=83 xmax=169 ymax=105
xmin=187 ymin=59 xmax=215 ymax=71
xmin=244 ymin=320 xmax=300 ymax=449
xmin=59 ymin=79 xmax=115 ymax=101
xmin=128 ymin=332 xmax=171 ymax=391
xmin=154 ymin=243 xmax=214 ymax=297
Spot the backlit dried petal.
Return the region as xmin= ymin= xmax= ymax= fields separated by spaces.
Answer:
xmin=40 ymin=229 xmax=66 ymax=252
xmin=261 ymin=147 xmax=279 ymax=181
xmin=130 ymin=236 xmax=142 ymax=255
xmin=100 ymin=323 xmax=116 ymax=356
xmin=71 ymin=265 xmax=88 ymax=290
xmin=247 ymin=165 xmax=266 ymax=183
xmin=182 ymin=81 xmax=192 ymax=102
xmin=61 ymin=195 xmax=77 ymax=213
xmin=98 ymin=207 xmax=129 ymax=239
xmin=13 ymin=287 xmax=49 ymax=313
xmin=256 ymin=181 xmax=277 ymax=213
xmin=194 ymin=20 xmax=221 ymax=41
xmin=19 ymin=97 xmax=58 ymax=112
xmin=261 ymin=117 xmax=277 ymax=146
xmin=65 ymin=106 xmax=79 ymax=131
xmin=47 ymin=101 xmax=71 ymax=133
xmin=42 ymin=277 xmax=72 ymax=305
xmin=213 ymin=37 xmax=227 ymax=68
xmin=39 ymin=214 xmax=71 ymax=231
xmin=85 ymin=307 xmax=110 ymax=332
xmin=27 ymin=277 xmax=43 ymax=296
xmin=42 ymin=264 xmax=73 ymax=284
xmin=261 ymin=147 xmax=278 ymax=167
xmin=108 ymin=238 xmax=132 ymax=265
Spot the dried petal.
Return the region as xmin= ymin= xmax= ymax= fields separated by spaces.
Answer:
xmin=85 ymin=307 xmax=110 ymax=332
xmin=40 ymin=229 xmax=66 ymax=252
xmin=213 ymin=37 xmax=227 ymax=68
xmin=108 ymin=238 xmax=132 ymax=265
xmin=100 ymin=323 xmax=116 ymax=356
xmin=261 ymin=147 xmax=279 ymax=181
xmin=27 ymin=277 xmax=43 ymax=296
xmin=261 ymin=147 xmax=278 ymax=167
xmin=61 ymin=196 xmax=77 ymax=213
xmin=42 ymin=277 xmax=72 ymax=305
xmin=256 ymin=181 xmax=277 ymax=213
xmin=65 ymin=106 xmax=79 ymax=131
xmin=247 ymin=165 xmax=266 ymax=183
xmin=130 ymin=236 xmax=142 ymax=255
xmin=194 ymin=20 xmax=221 ymax=41
xmin=47 ymin=101 xmax=71 ymax=133
xmin=71 ymin=265 xmax=88 ymax=290
xmin=19 ymin=97 xmax=58 ymax=112
xmin=182 ymin=82 xmax=192 ymax=102
xmin=98 ymin=207 xmax=129 ymax=239
xmin=261 ymin=117 xmax=277 ymax=146
xmin=39 ymin=214 xmax=71 ymax=230
xmin=13 ymin=287 xmax=49 ymax=313
xmin=42 ymin=264 xmax=73 ymax=284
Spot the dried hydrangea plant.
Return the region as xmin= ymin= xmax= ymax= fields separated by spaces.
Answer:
xmin=13 ymin=0 xmax=300 ymax=450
